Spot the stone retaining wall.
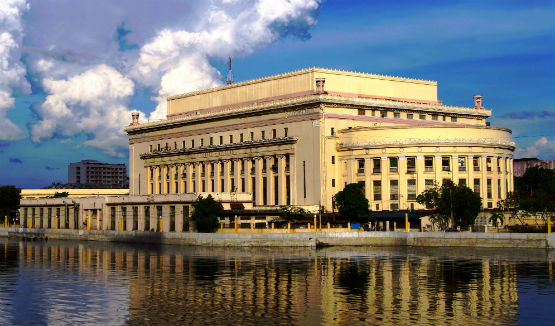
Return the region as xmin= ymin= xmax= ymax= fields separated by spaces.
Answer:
xmin=1 ymin=228 xmax=554 ymax=249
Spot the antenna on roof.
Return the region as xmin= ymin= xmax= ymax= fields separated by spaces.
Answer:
xmin=226 ymin=56 xmax=234 ymax=85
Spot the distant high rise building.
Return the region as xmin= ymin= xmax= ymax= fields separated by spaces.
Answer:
xmin=68 ymin=160 xmax=127 ymax=188
xmin=513 ymin=158 xmax=555 ymax=177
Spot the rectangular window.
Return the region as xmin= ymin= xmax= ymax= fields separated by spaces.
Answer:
xmin=373 ymin=180 xmax=381 ymax=201
xmin=284 ymin=128 xmax=288 ymax=137
xmin=169 ymin=206 xmax=175 ymax=232
xmin=220 ymin=136 xmax=223 ymax=145
xmin=432 ymin=114 xmax=438 ymax=121
xmin=442 ymin=156 xmax=451 ymax=171
xmin=394 ymin=112 xmax=400 ymax=118
xmin=419 ymin=114 xmax=426 ymax=120
xmin=373 ymin=158 xmax=381 ymax=173
xmin=331 ymin=156 xmax=335 ymax=164
xmin=229 ymin=135 xmax=233 ymax=143
xmin=149 ymin=144 xmax=153 ymax=151
xmin=487 ymin=179 xmax=492 ymax=199
xmin=473 ymin=178 xmax=481 ymax=195
xmin=261 ymin=131 xmax=265 ymax=140
xmin=459 ymin=178 xmax=467 ymax=186
xmin=407 ymin=113 xmax=414 ymax=119
xmin=358 ymin=108 xmax=365 ymax=116
xmin=407 ymin=157 xmax=416 ymax=172
xmin=424 ymin=156 xmax=434 ymax=172
xmin=451 ymin=116 xmax=457 ymax=122
xmin=390 ymin=180 xmax=399 ymax=200
xmin=209 ymin=137 xmax=213 ymax=146
xmin=390 ymin=203 xmax=399 ymax=211
xmin=389 ymin=157 xmax=398 ymax=172
xmin=191 ymin=139 xmax=195 ymax=148
xmin=357 ymin=159 xmax=365 ymax=174
xmin=407 ymin=179 xmax=416 ymax=200
xmin=380 ymin=111 xmax=387 ymax=118
xmin=272 ymin=129 xmax=276 ymax=138
xmin=498 ymin=179 xmax=502 ymax=199
xmin=497 ymin=158 xmax=501 ymax=172
xmin=425 ymin=179 xmax=434 ymax=190
xmin=330 ymin=127 xmax=334 ymax=135
xmin=486 ymin=157 xmax=492 ymax=172
xmin=473 ymin=157 xmax=480 ymax=171
xmin=240 ymin=133 xmax=244 ymax=142
xmin=458 ymin=157 xmax=466 ymax=171
xmin=250 ymin=132 xmax=254 ymax=141
xmin=332 ymin=179 xmax=335 ymax=187
xmin=182 ymin=140 xmax=186 ymax=148
xmin=157 ymin=144 xmax=161 ymax=151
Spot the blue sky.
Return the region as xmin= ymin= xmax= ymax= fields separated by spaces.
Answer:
xmin=1 ymin=0 xmax=554 ymax=188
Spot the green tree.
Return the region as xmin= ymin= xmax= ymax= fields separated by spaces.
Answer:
xmin=49 ymin=191 xmax=69 ymax=198
xmin=332 ymin=183 xmax=369 ymax=219
xmin=512 ymin=167 xmax=555 ymax=224
xmin=191 ymin=195 xmax=221 ymax=232
xmin=489 ymin=211 xmax=504 ymax=232
xmin=416 ymin=180 xmax=482 ymax=229
xmin=279 ymin=206 xmax=311 ymax=221
xmin=0 ymin=185 xmax=20 ymax=223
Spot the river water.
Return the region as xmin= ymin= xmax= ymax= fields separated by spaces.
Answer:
xmin=0 ymin=238 xmax=553 ymax=326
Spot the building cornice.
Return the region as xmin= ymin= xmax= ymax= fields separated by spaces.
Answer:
xmin=125 ymin=94 xmax=490 ymax=134
xmin=140 ymin=137 xmax=298 ymax=159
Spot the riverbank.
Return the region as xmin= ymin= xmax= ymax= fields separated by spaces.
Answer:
xmin=2 ymin=227 xmax=554 ymax=249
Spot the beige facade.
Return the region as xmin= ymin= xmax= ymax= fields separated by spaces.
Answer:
xmin=126 ymin=68 xmax=514 ymax=213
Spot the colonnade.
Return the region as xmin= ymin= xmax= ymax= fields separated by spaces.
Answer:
xmin=341 ymin=154 xmax=513 ymax=210
xmin=147 ymin=154 xmax=295 ymax=206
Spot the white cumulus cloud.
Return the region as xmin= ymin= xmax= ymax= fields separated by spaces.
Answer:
xmin=22 ymin=0 xmax=321 ymax=156
xmin=31 ymin=65 xmax=135 ymax=156
xmin=0 ymin=0 xmax=30 ymax=140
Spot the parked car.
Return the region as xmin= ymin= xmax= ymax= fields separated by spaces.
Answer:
xmin=443 ymin=228 xmax=460 ymax=232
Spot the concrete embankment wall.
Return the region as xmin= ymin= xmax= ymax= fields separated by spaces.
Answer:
xmin=1 ymin=228 xmax=554 ymax=249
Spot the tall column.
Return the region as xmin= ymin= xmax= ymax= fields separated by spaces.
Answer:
xmin=169 ymin=165 xmax=176 ymax=193
xmin=289 ymin=153 xmax=297 ymax=205
xmin=185 ymin=163 xmax=192 ymax=193
xmin=154 ymin=166 xmax=160 ymax=194
xmin=233 ymin=159 xmax=241 ymax=192
xmin=223 ymin=160 xmax=231 ymax=192
xmin=161 ymin=165 xmax=167 ymax=194
xmin=451 ymin=155 xmax=459 ymax=184
xmin=205 ymin=162 xmax=212 ymax=192
xmin=244 ymin=159 xmax=252 ymax=195
xmin=508 ymin=158 xmax=514 ymax=192
xmin=254 ymin=157 xmax=263 ymax=205
xmin=265 ymin=156 xmax=274 ymax=205
xmin=214 ymin=162 xmax=221 ymax=192
xmin=381 ymin=157 xmax=388 ymax=210
xmin=347 ymin=159 xmax=355 ymax=185
xmin=501 ymin=157 xmax=508 ymax=199
xmin=492 ymin=157 xmax=499 ymax=204
xmin=467 ymin=155 xmax=474 ymax=194
xmin=178 ymin=164 xmax=184 ymax=193
xmin=194 ymin=162 xmax=202 ymax=193
xmin=364 ymin=158 xmax=371 ymax=200
xmin=481 ymin=155 xmax=488 ymax=207
xmin=147 ymin=167 xmax=153 ymax=194
xmin=434 ymin=155 xmax=441 ymax=184
xmin=398 ymin=156 xmax=407 ymax=209
xmin=416 ymin=156 xmax=424 ymax=197
xmin=277 ymin=155 xmax=286 ymax=205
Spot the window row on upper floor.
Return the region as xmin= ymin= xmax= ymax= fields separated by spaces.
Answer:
xmin=330 ymin=155 xmax=511 ymax=173
xmin=148 ymin=127 xmax=290 ymax=152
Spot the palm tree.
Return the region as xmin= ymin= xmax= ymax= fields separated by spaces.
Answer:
xmin=489 ymin=211 xmax=504 ymax=232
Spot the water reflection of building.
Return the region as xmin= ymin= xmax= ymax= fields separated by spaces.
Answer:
xmin=6 ymin=241 xmax=523 ymax=325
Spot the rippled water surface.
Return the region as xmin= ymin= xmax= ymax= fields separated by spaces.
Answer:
xmin=0 ymin=238 xmax=553 ymax=325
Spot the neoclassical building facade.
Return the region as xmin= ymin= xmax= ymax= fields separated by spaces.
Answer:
xmin=126 ymin=68 xmax=515 ymax=213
